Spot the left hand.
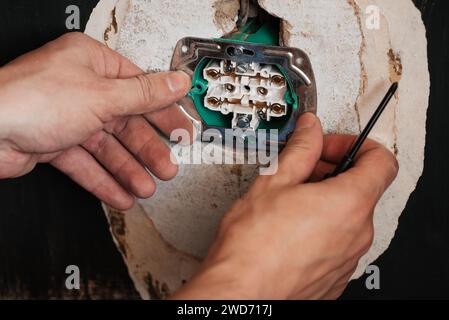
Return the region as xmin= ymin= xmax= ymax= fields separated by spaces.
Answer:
xmin=0 ymin=32 xmax=193 ymax=209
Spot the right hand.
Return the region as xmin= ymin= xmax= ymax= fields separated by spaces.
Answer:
xmin=173 ymin=113 xmax=399 ymax=300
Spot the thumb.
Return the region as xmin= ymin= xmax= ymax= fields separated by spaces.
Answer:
xmin=276 ymin=112 xmax=323 ymax=185
xmin=101 ymin=71 xmax=191 ymax=118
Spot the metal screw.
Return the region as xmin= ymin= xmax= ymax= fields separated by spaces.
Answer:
xmin=236 ymin=63 xmax=249 ymax=74
xmin=231 ymin=47 xmax=243 ymax=56
xmin=257 ymin=87 xmax=268 ymax=96
xmin=236 ymin=114 xmax=251 ymax=129
xmin=257 ymin=109 xmax=267 ymax=121
xmin=224 ymin=60 xmax=234 ymax=73
xmin=271 ymin=75 xmax=285 ymax=86
xmin=225 ymin=83 xmax=235 ymax=93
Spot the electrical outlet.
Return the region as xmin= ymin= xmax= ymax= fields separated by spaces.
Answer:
xmin=170 ymin=18 xmax=316 ymax=149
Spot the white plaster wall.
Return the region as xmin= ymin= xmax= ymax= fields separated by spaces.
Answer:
xmin=86 ymin=0 xmax=429 ymax=297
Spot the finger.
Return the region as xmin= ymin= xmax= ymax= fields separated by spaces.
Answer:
xmin=85 ymin=38 xmax=194 ymax=140
xmin=309 ymin=160 xmax=335 ymax=182
xmin=96 ymin=39 xmax=145 ymax=78
xmin=99 ymin=45 xmax=195 ymax=142
xmin=50 ymin=146 xmax=134 ymax=210
xmin=82 ymin=130 xmax=156 ymax=198
xmin=321 ymin=134 xmax=389 ymax=163
xmin=275 ymin=113 xmax=323 ymax=185
xmin=145 ymin=103 xmax=196 ymax=143
xmin=108 ymin=116 xmax=178 ymax=181
xmin=100 ymin=71 xmax=191 ymax=120
xmin=325 ymin=137 xmax=399 ymax=203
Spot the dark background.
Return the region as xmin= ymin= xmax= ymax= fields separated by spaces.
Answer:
xmin=0 ymin=0 xmax=447 ymax=299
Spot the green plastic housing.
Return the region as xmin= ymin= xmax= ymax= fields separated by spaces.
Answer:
xmin=188 ymin=19 xmax=299 ymax=131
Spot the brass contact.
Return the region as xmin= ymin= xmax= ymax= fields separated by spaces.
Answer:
xmin=206 ymin=69 xmax=220 ymax=80
xmin=207 ymin=97 xmax=222 ymax=107
xmin=271 ymin=75 xmax=285 ymax=86
xmin=271 ymin=103 xmax=284 ymax=114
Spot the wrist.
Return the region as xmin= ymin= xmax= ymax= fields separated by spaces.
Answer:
xmin=172 ymin=256 xmax=264 ymax=300
xmin=172 ymin=241 xmax=297 ymax=300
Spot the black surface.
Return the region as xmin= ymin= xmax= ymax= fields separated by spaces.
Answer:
xmin=0 ymin=0 xmax=448 ymax=299
xmin=0 ymin=0 xmax=139 ymax=299
xmin=342 ymin=0 xmax=449 ymax=299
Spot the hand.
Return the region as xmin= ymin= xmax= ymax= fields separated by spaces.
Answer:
xmin=172 ymin=113 xmax=399 ymax=300
xmin=0 ymin=32 xmax=192 ymax=210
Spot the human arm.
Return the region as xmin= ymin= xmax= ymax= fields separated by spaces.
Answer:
xmin=172 ymin=113 xmax=398 ymax=300
xmin=0 ymin=32 xmax=193 ymax=210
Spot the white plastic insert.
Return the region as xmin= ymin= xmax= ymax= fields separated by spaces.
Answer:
xmin=203 ymin=60 xmax=288 ymax=130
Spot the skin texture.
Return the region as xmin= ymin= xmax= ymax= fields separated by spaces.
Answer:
xmin=172 ymin=113 xmax=399 ymax=300
xmin=0 ymin=32 xmax=193 ymax=210
xmin=0 ymin=33 xmax=398 ymax=299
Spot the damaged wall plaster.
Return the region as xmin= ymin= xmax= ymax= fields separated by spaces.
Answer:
xmin=85 ymin=0 xmax=130 ymax=49
xmin=259 ymin=0 xmax=364 ymax=135
xmin=105 ymin=205 xmax=200 ymax=299
xmin=85 ymin=0 xmax=429 ymax=298
xmin=114 ymin=0 xmax=238 ymax=71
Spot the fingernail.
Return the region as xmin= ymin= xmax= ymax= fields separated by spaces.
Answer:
xmin=167 ymin=71 xmax=191 ymax=94
xmin=297 ymin=112 xmax=317 ymax=129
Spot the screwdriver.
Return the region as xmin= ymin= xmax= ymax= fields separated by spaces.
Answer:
xmin=325 ymin=82 xmax=399 ymax=179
